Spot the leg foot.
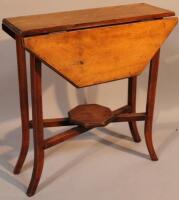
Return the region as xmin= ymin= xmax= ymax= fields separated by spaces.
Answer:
xmin=145 ymin=122 xmax=158 ymax=161
xmin=128 ymin=77 xmax=141 ymax=142
xmin=13 ymin=136 xmax=29 ymax=174
xmin=129 ymin=121 xmax=141 ymax=143
xmin=26 ymin=150 xmax=44 ymax=196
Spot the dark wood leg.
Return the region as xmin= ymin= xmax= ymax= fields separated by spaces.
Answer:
xmin=27 ymin=55 xmax=44 ymax=196
xmin=145 ymin=50 xmax=160 ymax=161
xmin=14 ymin=36 xmax=30 ymax=174
xmin=128 ymin=77 xmax=141 ymax=142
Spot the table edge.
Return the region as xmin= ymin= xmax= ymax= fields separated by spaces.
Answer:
xmin=2 ymin=3 xmax=175 ymax=38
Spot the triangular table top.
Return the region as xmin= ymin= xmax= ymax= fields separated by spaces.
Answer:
xmin=24 ymin=17 xmax=178 ymax=87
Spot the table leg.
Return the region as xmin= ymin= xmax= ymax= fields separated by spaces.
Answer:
xmin=128 ymin=77 xmax=141 ymax=142
xmin=145 ymin=50 xmax=160 ymax=161
xmin=14 ymin=36 xmax=30 ymax=174
xmin=27 ymin=55 xmax=44 ymax=197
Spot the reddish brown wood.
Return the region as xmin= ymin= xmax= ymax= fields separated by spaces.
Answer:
xmin=69 ymin=104 xmax=113 ymax=128
xmin=2 ymin=23 xmax=16 ymax=39
xmin=145 ymin=50 xmax=160 ymax=161
xmin=114 ymin=113 xmax=146 ymax=122
xmin=29 ymin=117 xmax=73 ymax=128
xmin=13 ymin=36 xmax=30 ymax=174
xmin=28 ymin=105 xmax=134 ymax=129
xmin=44 ymin=126 xmax=89 ymax=149
xmin=27 ymin=55 xmax=44 ymax=197
xmin=68 ymin=104 xmax=146 ymax=129
xmin=2 ymin=3 xmax=175 ymax=37
xmin=128 ymin=77 xmax=141 ymax=143
xmin=28 ymin=105 xmax=145 ymax=127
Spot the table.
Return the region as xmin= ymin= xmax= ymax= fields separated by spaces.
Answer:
xmin=2 ymin=3 xmax=177 ymax=196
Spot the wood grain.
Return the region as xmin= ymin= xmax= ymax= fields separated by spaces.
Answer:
xmin=3 ymin=3 xmax=175 ymax=37
xmin=69 ymin=104 xmax=113 ymax=128
xmin=44 ymin=126 xmax=88 ymax=149
xmin=145 ymin=50 xmax=160 ymax=161
xmin=29 ymin=118 xmax=73 ymax=128
xmin=27 ymin=55 xmax=44 ymax=196
xmin=24 ymin=18 xmax=178 ymax=87
xmin=128 ymin=77 xmax=141 ymax=142
xmin=13 ymin=36 xmax=30 ymax=174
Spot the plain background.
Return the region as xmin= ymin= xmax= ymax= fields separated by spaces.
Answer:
xmin=0 ymin=0 xmax=179 ymax=199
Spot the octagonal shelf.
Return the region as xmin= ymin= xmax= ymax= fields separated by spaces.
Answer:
xmin=68 ymin=104 xmax=113 ymax=128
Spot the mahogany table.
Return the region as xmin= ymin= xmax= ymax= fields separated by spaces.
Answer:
xmin=2 ymin=3 xmax=178 ymax=196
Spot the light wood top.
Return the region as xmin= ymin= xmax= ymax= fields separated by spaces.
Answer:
xmin=3 ymin=3 xmax=175 ymax=37
xmin=24 ymin=18 xmax=178 ymax=87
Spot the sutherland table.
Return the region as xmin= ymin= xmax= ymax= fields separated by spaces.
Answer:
xmin=2 ymin=3 xmax=178 ymax=197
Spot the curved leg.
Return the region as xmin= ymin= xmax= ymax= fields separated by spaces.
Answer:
xmin=145 ymin=50 xmax=160 ymax=161
xmin=27 ymin=148 xmax=44 ymax=197
xmin=27 ymin=55 xmax=44 ymax=196
xmin=145 ymin=121 xmax=158 ymax=161
xmin=129 ymin=121 xmax=141 ymax=143
xmin=128 ymin=77 xmax=141 ymax=143
xmin=14 ymin=36 xmax=30 ymax=174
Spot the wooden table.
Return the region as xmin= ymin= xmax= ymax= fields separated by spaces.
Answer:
xmin=2 ymin=3 xmax=178 ymax=196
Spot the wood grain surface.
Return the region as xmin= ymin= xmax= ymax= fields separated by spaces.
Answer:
xmin=3 ymin=3 xmax=175 ymax=36
xmin=24 ymin=18 xmax=178 ymax=87
xmin=69 ymin=104 xmax=113 ymax=128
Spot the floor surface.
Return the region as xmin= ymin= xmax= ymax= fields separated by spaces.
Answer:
xmin=0 ymin=122 xmax=179 ymax=200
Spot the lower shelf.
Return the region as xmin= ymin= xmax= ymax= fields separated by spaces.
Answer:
xmin=68 ymin=104 xmax=113 ymax=128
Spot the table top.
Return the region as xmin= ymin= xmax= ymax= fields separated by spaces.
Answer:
xmin=2 ymin=3 xmax=175 ymax=38
xmin=24 ymin=18 xmax=177 ymax=87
